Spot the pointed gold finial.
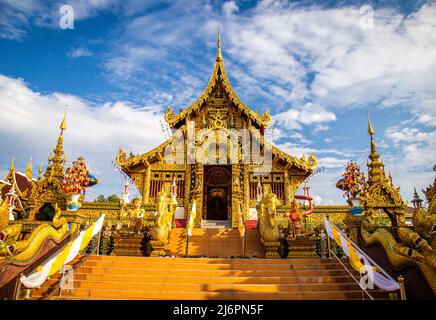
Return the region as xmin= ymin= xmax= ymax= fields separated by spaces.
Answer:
xmin=367 ymin=112 xmax=374 ymax=136
xmin=10 ymin=158 xmax=15 ymax=170
xmin=38 ymin=162 xmax=43 ymax=180
xmin=60 ymin=106 xmax=67 ymax=131
xmin=389 ymin=170 xmax=393 ymax=186
xmin=216 ymin=29 xmax=222 ymax=61
xmin=25 ymin=158 xmax=33 ymax=180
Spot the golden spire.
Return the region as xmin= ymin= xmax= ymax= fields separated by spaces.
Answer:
xmin=60 ymin=107 xmax=67 ymax=131
xmin=216 ymin=29 xmax=222 ymax=61
xmin=45 ymin=109 xmax=67 ymax=179
xmin=25 ymin=158 xmax=33 ymax=180
xmin=37 ymin=162 xmax=43 ymax=180
xmin=5 ymin=158 xmax=16 ymax=184
xmin=389 ymin=170 xmax=393 ymax=186
xmin=366 ymin=113 xmax=388 ymax=186
xmin=367 ymin=112 xmax=374 ymax=136
xmin=54 ymin=108 xmax=66 ymax=159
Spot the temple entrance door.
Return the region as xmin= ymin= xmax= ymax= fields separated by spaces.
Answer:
xmin=203 ymin=165 xmax=232 ymax=221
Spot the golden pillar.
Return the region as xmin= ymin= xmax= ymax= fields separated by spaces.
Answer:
xmin=243 ymin=165 xmax=250 ymax=220
xmin=193 ymin=164 xmax=203 ymax=227
xmin=184 ymin=166 xmax=191 ymax=219
xmin=231 ymin=164 xmax=243 ymax=228
xmin=284 ymin=169 xmax=291 ymax=205
xmin=143 ymin=162 xmax=151 ymax=204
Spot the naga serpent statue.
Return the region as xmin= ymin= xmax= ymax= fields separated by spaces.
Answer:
xmin=0 ymin=202 xmax=68 ymax=262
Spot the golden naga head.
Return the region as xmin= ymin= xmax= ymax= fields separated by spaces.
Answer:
xmin=164 ymin=106 xmax=175 ymax=124
xmin=115 ymin=148 xmax=127 ymax=165
xmin=261 ymin=110 xmax=271 ymax=126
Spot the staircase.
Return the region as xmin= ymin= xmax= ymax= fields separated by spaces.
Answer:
xmin=164 ymin=228 xmax=265 ymax=258
xmin=33 ymin=256 xmax=390 ymax=300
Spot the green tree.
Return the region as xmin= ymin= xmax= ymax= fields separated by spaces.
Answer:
xmin=95 ymin=194 xmax=106 ymax=202
xmin=106 ymin=194 xmax=121 ymax=203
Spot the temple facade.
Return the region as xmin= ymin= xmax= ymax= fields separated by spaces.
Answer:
xmin=115 ymin=34 xmax=317 ymax=228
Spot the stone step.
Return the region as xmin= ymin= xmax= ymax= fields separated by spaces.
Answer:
xmin=80 ymin=259 xmax=354 ymax=271
xmin=72 ymin=266 xmax=358 ymax=277
xmin=33 ymin=256 xmax=390 ymax=300
xmin=42 ymin=273 xmax=357 ymax=285
xmin=34 ymin=288 xmax=378 ymax=300
xmin=36 ymin=280 xmax=363 ymax=293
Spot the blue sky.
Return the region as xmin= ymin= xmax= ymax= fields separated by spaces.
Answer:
xmin=0 ymin=0 xmax=435 ymax=205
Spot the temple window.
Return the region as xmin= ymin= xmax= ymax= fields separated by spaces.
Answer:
xmin=249 ymin=173 xmax=285 ymax=202
xmin=149 ymin=171 xmax=185 ymax=202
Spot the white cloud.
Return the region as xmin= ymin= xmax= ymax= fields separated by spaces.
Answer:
xmin=384 ymin=126 xmax=436 ymax=169
xmin=220 ymin=2 xmax=436 ymax=125
xmin=0 ymin=0 xmax=118 ymax=40
xmin=222 ymin=1 xmax=239 ymax=18
xmin=68 ymin=47 xmax=92 ymax=58
xmin=273 ymin=103 xmax=336 ymax=130
xmin=318 ymin=157 xmax=349 ymax=169
xmin=0 ymin=74 xmax=165 ymax=200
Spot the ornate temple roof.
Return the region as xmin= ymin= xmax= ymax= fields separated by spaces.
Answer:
xmin=1 ymin=160 xmax=33 ymax=200
xmin=164 ymin=32 xmax=271 ymax=129
xmin=116 ymin=34 xmax=317 ymax=175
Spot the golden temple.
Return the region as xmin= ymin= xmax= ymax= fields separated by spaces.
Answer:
xmin=0 ymin=34 xmax=435 ymax=301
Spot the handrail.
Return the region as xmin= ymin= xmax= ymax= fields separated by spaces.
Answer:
xmin=328 ymin=247 xmax=374 ymax=300
xmin=12 ymin=233 xmax=72 ymax=300
xmin=325 ymin=216 xmax=404 ymax=299
xmin=329 ymin=220 xmax=398 ymax=284
xmin=14 ymin=215 xmax=105 ymax=300
xmin=42 ymin=232 xmax=101 ymax=300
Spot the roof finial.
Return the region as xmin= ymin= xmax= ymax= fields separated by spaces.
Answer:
xmin=26 ymin=158 xmax=33 ymax=180
xmin=367 ymin=112 xmax=374 ymax=136
xmin=37 ymin=162 xmax=43 ymax=180
xmin=216 ymin=29 xmax=222 ymax=61
xmin=60 ymin=105 xmax=67 ymax=132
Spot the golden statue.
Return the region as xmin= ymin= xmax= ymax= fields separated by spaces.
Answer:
xmin=151 ymin=183 xmax=175 ymax=242
xmin=124 ymin=197 xmax=146 ymax=233
xmin=287 ymin=199 xmax=314 ymax=237
xmin=258 ymin=184 xmax=281 ymax=242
